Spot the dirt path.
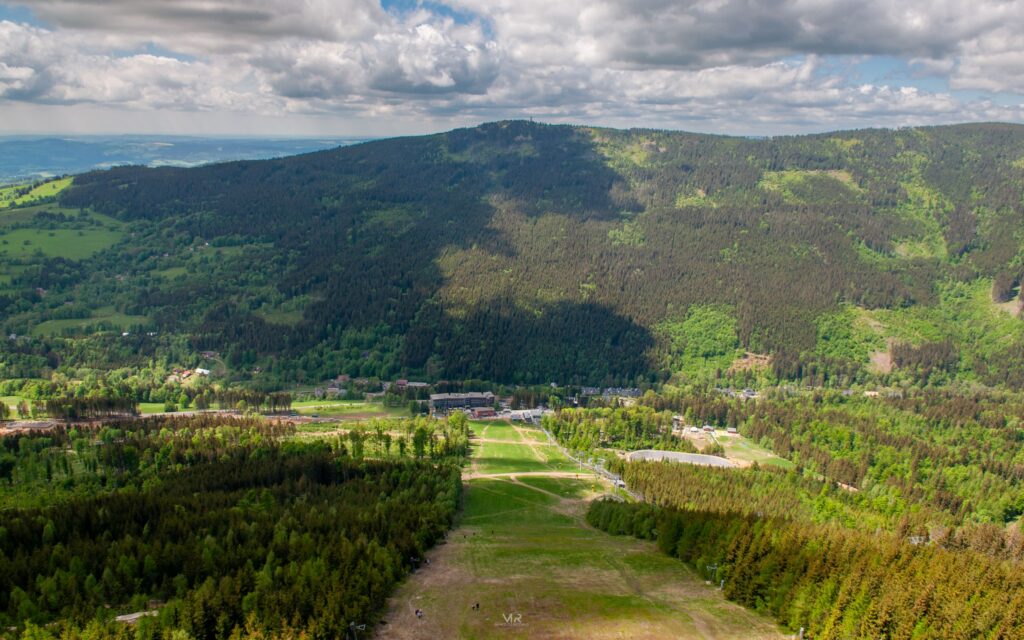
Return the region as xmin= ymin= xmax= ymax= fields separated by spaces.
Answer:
xmin=510 ymin=421 xmax=548 ymax=463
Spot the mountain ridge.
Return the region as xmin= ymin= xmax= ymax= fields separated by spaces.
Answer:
xmin=3 ymin=119 xmax=1024 ymax=387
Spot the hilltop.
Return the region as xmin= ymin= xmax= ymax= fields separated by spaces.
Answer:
xmin=3 ymin=120 xmax=1024 ymax=387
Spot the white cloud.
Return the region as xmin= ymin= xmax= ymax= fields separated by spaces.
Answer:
xmin=0 ymin=0 xmax=1022 ymax=134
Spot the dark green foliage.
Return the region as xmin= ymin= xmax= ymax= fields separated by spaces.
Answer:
xmin=0 ymin=416 xmax=463 ymax=638
xmin=640 ymin=389 xmax=1024 ymax=528
xmin=4 ymin=121 xmax=1024 ymax=385
xmin=588 ymin=499 xmax=1024 ymax=639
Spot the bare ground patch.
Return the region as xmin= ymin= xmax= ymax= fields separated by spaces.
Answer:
xmin=727 ymin=351 xmax=771 ymax=374
xmin=868 ymin=345 xmax=893 ymax=374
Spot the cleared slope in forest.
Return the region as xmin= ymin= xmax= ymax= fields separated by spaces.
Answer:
xmin=377 ymin=421 xmax=783 ymax=639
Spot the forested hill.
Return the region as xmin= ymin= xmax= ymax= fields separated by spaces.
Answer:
xmin=6 ymin=121 xmax=1024 ymax=387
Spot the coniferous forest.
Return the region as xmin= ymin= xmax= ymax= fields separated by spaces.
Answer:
xmin=4 ymin=121 xmax=1024 ymax=387
xmin=0 ymin=415 xmax=467 ymax=639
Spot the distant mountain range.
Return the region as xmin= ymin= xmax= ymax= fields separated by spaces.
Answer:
xmin=0 ymin=135 xmax=369 ymax=183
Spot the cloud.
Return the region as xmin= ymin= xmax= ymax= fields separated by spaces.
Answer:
xmin=16 ymin=0 xmax=387 ymax=51
xmin=450 ymin=0 xmax=1024 ymax=66
xmin=0 ymin=0 xmax=1021 ymax=134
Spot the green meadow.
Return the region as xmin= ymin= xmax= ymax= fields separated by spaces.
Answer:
xmin=30 ymin=307 xmax=150 ymax=337
xmin=0 ymin=177 xmax=72 ymax=209
xmin=379 ymin=420 xmax=783 ymax=639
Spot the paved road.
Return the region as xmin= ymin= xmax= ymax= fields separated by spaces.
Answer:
xmin=627 ymin=449 xmax=736 ymax=468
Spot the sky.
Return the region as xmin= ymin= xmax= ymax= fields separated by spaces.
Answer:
xmin=0 ymin=0 xmax=1023 ymax=137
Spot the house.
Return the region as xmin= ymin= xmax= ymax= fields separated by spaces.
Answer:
xmin=602 ymin=387 xmax=641 ymax=398
xmin=510 ymin=408 xmax=545 ymax=422
xmin=430 ymin=392 xmax=495 ymax=412
xmin=195 ymin=368 xmax=211 ymax=376
xmin=702 ymin=425 xmax=715 ymax=433
xmin=395 ymin=379 xmax=409 ymax=390
xmin=471 ymin=407 xmax=497 ymax=419
xmin=726 ymin=427 xmax=739 ymax=434
xmin=336 ymin=374 xmax=351 ymax=383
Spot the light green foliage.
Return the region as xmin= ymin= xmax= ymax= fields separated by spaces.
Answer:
xmin=675 ymin=187 xmax=713 ymax=208
xmin=758 ymin=170 xmax=862 ymax=204
xmin=607 ymin=219 xmax=645 ymax=246
xmin=657 ymin=305 xmax=740 ymax=377
xmin=0 ymin=177 xmax=72 ymax=209
xmin=892 ymin=152 xmax=949 ymax=258
xmin=865 ymin=278 xmax=1024 ymax=376
xmin=814 ymin=306 xmax=885 ymax=363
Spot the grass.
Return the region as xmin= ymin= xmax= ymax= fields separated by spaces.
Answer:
xmin=139 ymin=402 xmax=172 ymax=415
xmin=154 ymin=266 xmax=188 ymax=279
xmin=256 ymin=309 xmax=304 ymax=325
xmin=0 ymin=227 xmax=123 ymax=260
xmin=31 ymin=307 xmax=150 ymax=337
xmin=472 ymin=421 xmax=578 ymax=475
xmin=289 ymin=399 xmax=407 ymax=418
xmin=717 ymin=435 xmax=795 ymax=469
xmin=0 ymin=177 xmax=72 ymax=209
xmin=379 ymin=420 xmax=784 ymax=639
xmin=1 ymin=395 xmax=28 ymax=418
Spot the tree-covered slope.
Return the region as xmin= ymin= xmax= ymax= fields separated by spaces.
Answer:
xmin=4 ymin=121 xmax=1024 ymax=386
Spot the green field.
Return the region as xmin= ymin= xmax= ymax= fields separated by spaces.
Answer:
xmin=380 ymin=420 xmax=783 ymax=639
xmin=471 ymin=421 xmax=578 ymax=475
xmin=0 ymin=177 xmax=72 ymax=209
xmin=717 ymin=434 xmax=795 ymax=469
xmin=30 ymin=307 xmax=150 ymax=337
xmin=0 ymin=205 xmax=125 ymax=301
xmin=0 ymin=227 xmax=123 ymax=260
xmin=290 ymin=399 xmax=407 ymax=418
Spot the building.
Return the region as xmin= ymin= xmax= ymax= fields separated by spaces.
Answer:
xmin=471 ymin=407 xmax=497 ymax=419
xmin=429 ymin=392 xmax=495 ymax=412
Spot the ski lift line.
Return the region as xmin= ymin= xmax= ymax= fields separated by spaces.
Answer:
xmin=537 ymin=423 xmax=642 ymax=501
